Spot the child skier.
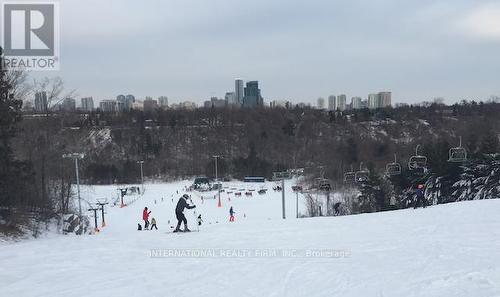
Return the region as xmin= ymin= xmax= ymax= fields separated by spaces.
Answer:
xmin=229 ymin=206 xmax=235 ymax=222
xmin=143 ymin=207 xmax=151 ymax=229
xmin=150 ymin=217 xmax=158 ymax=230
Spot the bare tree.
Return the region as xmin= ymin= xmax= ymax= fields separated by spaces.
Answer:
xmin=31 ymin=77 xmax=76 ymax=110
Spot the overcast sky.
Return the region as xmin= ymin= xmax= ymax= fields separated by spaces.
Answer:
xmin=40 ymin=0 xmax=500 ymax=104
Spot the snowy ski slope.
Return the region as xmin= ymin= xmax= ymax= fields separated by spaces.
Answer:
xmin=1 ymin=180 xmax=499 ymax=297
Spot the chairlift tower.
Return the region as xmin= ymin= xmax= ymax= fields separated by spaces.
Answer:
xmin=136 ymin=160 xmax=144 ymax=193
xmin=96 ymin=200 xmax=108 ymax=227
xmin=88 ymin=207 xmax=99 ymax=232
xmin=213 ymin=155 xmax=221 ymax=207
xmin=118 ymin=187 xmax=128 ymax=208
xmin=273 ymin=171 xmax=287 ymax=219
xmin=62 ymin=153 xmax=85 ymax=234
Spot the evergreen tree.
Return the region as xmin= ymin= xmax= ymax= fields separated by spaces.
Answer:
xmin=0 ymin=48 xmax=24 ymax=208
xmin=480 ymin=130 xmax=499 ymax=155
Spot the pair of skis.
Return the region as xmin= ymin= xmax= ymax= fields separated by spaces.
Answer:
xmin=166 ymin=207 xmax=200 ymax=234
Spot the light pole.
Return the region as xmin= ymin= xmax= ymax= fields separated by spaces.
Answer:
xmin=292 ymin=185 xmax=303 ymax=218
xmin=296 ymin=191 xmax=299 ymax=218
xmin=282 ymin=178 xmax=286 ymax=219
xmin=137 ymin=160 xmax=144 ymax=194
xmin=273 ymin=171 xmax=287 ymax=219
xmin=213 ymin=155 xmax=221 ymax=207
xmin=63 ymin=153 xmax=85 ymax=234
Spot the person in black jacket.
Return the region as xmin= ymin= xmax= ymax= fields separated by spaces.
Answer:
xmin=174 ymin=194 xmax=196 ymax=232
xmin=414 ymin=184 xmax=426 ymax=209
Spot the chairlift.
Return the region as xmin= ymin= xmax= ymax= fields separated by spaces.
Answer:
xmin=386 ymin=154 xmax=402 ymax=176
xmin=355 ymin=162 xmax=369 ymax=183
xmin=408 ymin=145 xmax=427 ymax=170
xmin=314 ymin=178 xmax=331 ymax=192
xmin=343 ymin=165 xmax=356 ymax=184
xmin=448 ymin=136 xmax=467 ymax=163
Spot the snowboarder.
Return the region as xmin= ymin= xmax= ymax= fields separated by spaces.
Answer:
xmin=229 ymin=206 xmax=235 ymax=222
xmin=174 ymin=194 xmax=196 ymax=232
xmin=333 ymin=202 xmax=341 ymax=215
xmin=150 ymin=217 xmax=158 ymax=230
xmin=137 ymin=223 xmax=142 ymax=231
xmin=197 ymin=214 xmax=203 ymax=226
xmin=143 ymin=207 xmax=151 ymax=229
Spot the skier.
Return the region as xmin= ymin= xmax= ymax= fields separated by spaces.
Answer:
xmin=414 ymin=184 xmax=426 ymax=209
xmin=333 ymin=202 xmax=341 ymax=216
xmin=229 ymin=206 xmax=235 ymax=222
xmin=197 ymin=214 xmax=203 ymax=226
xmin=174 ymin=194 xmax=196 ymax=232
xmin=143 ymin=207 xmax=151 ymax=229
xmin=150 ymin=217 xmax=158 ymax=230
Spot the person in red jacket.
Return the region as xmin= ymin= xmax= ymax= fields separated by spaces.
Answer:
xmin=143 ymin=207 xmax=151 ymax=230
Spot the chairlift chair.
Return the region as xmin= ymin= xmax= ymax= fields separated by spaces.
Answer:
xmin=344 ymin=172 xmax=356 ymax=184
xmin=386 ymin=154 xmax=402 ymax=176
xmin=343 ymin=165 xmax=356 ymax=184
xmin=318 ymin=179 xmax=332 ymax=192
xmin=408 ymin=145 xmax=427 ymax=171
xmin=314 ymin=178 xmax=331 ymax=191
xmin=448 ymin=136 xmax=467 ymax=163
xmin=355 ymin=163 xmax=370 ymax=183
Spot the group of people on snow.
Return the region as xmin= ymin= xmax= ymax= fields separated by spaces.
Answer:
xmin=138 ymin=207 xmax=158 ymax=230
xmin=138 ymin=193 xmax=237 ymax=232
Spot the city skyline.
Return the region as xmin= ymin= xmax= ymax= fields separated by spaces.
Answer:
xmin=27 ymin=76 xmax=398 ymax=109
xmin=29 ymin=78 xmax=398 ymax=111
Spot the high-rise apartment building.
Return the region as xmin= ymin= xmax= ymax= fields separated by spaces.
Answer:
xmin=243 ymin=81 xmax=264 ymax=108
xmin=34 ymin=91 xmax=48 ymax=112
xmin=351 ymin=97 xmax=362 ymax=109
xmin=235 ymin=79 xmax=244 ymax=106
xmin=158 ymin=96 xmax=169 ymax=108
xmin=81 ymin=97 xmax=94 ymax=111
xmin=337 ymin=94 xmax=347 ymax=111
xmin=100 ymin=100 xmax=117 ymax=112
xmin=368 ymin=93 xmax=379 ymax=109
xmin=224 ymin=92 xmax=236 ymax=105
xmin=379 ymin=92 xmax=392 ymax=107
xmin=143 ymin=97 xmax=159 ymax=112
xmin=328 ymin=95 xmax=336 ymax=111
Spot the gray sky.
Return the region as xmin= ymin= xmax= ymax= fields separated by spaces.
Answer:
xmin=42 ymin=0 xmax=500 ymax=104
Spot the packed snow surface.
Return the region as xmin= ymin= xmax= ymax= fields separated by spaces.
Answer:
xmin=1 ymin=180 xmax=499 ymax=297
